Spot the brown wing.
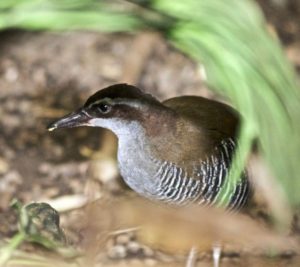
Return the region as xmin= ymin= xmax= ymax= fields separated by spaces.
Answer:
xmin=148 ymin=95 xmax=240 ymax=171
xmin=163 ymin=95 xmax=239 ymax=141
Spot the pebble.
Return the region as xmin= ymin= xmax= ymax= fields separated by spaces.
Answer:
xmin=141 ymin=245 xmax=155 ymax=257
xmin=127 ymin=241 xmax=141 ymax=254
xmin=156 ymin=251 xmax=175 ymax=263
xmin=93 ymin=159 xmax=118 ymax=183
xmin=107 ymin=245 xmax=127 ymax=259
xmin=32 ymin=67 xmax=46 ymax=86
xmin=0 ymin=171 xmax=22 ymax=192
xmin=0 ymin=158 xmax=9 ymax=174
xmin=5 ymin=66 xmax=19 ymax=82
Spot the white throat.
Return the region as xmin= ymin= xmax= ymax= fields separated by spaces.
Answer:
xmin=88 ymin=118 xmax=143 ymax=137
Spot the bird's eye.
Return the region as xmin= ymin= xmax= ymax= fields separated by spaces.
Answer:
xmin=95 ymin=102 xmax=111 ymax=114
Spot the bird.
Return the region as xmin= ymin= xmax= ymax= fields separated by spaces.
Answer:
xmin=48 ymin=83 xmax=250 ymax=210
xmin=47 ymin=83 xmax=250 ymax=266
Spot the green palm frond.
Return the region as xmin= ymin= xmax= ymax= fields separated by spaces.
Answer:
xmin=151 ymin=0 xmax=300 ymax=206
xmin=0 ymin=0 xmax=143 ymax=31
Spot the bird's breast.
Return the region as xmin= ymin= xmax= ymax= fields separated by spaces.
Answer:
xmin=117 ymin=139 xmax=160 ymax=198
xmin=117 ymin=137 xmax=250 ymax=210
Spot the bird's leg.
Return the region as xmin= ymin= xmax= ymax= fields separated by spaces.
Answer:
xmin=185 ymin=246 xmax=197 ymax=267
xmin=212 ymin=243 xmax=222 ymax=267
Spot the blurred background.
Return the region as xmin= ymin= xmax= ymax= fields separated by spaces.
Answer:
xmin=0 ymin=0 xmax=300 ymax=266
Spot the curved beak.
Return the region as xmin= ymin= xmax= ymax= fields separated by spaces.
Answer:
xmin=47 ymin=108 xmax=91 ymax=131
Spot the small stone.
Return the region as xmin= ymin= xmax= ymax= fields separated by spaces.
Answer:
xmin=127 ymin=241 xmax=141 ymax=254
xmin=116 ymin=233 xmax=130 ymax=245
xmin=39 ymin=163 xmax=51 ymax=174
xmin=156 ymin=251 xmax=175 ymax=263
xmin=141 ymin=245 xmax=154 ymax=257
xmin=91 ymin=159 xmax=118 ymax=183
xmin=32 ymin=68 xmax=46 ymax=86
xmin=5 ymin=66 xmax=18 ymax=82
xmin=0 ymin=158 xmax=9 ymax=174
xmin=100 ymin=59 xmax=122 ymax=80
xmin=0 ymin=171 xmax=22 ymax=192
xmin=107 ymin=245 xmax=127 ymax=259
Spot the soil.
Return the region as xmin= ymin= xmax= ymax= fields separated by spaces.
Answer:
xmin=0 ymin=1 xmax=300 ymax=266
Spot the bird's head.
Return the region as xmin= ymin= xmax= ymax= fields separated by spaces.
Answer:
xmin=47 ymin=84 xmax=169 ymax=137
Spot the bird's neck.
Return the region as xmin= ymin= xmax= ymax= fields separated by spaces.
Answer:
xmin=116 ymin=121 xmax=161 ymax=198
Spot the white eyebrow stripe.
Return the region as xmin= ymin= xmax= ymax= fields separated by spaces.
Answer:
xmin=114 ymin=99 xmax=145 ymax=109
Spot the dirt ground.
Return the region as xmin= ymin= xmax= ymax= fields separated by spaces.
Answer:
xmin=0 ymin=1 xmax=300 ymax=266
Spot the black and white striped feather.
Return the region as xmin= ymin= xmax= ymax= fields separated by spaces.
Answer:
xmin=154 ymin=138 xmax=249 ymax=210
